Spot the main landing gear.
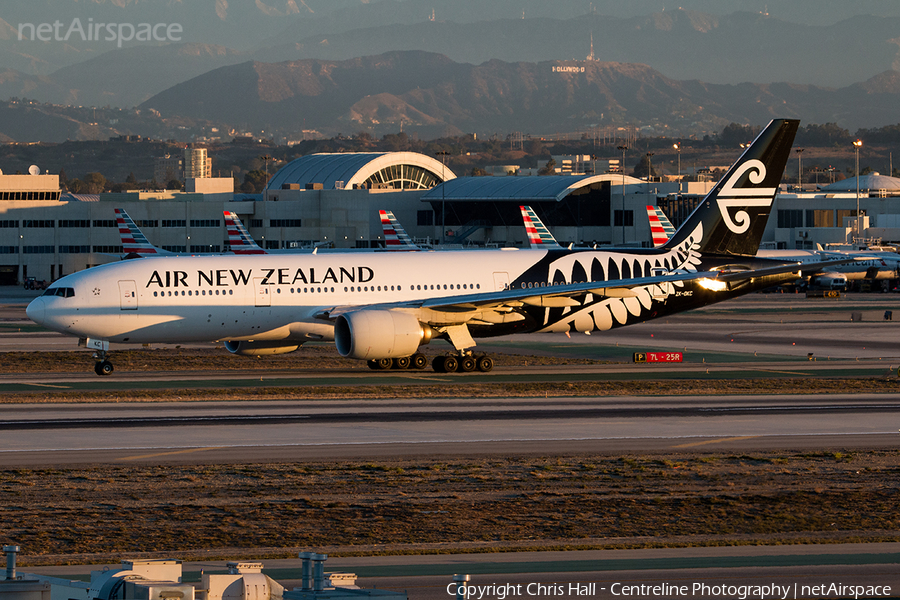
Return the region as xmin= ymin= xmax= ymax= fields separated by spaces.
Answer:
xmin=92 ymin=350 xmax=114 ymax=376
xmin=366 ymin=353 xmax=429 ymax=371
xmin=432 ymin=353 xmax=493 ymax=373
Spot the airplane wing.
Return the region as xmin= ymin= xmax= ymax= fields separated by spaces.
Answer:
xmin=320 ymin=269 xmax=719 ymax=322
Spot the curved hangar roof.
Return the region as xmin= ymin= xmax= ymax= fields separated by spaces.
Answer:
xmin=820 ymin=173 xmax=900 ymax=193
xmin=421 ymin=174 xmax=642 ymax=202
xmin=266 ymin=152 xmax=457 ymax=191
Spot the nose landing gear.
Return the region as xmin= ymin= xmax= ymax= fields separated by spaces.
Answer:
xmin=92 ymin=350 xmax=114 ymax=376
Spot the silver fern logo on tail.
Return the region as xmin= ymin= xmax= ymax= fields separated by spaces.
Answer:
xmin=716 ymin=159 xmax=777 ymax=234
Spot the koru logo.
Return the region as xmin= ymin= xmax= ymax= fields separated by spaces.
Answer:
xmin=716 ymin=160 xmax=776 ymax=234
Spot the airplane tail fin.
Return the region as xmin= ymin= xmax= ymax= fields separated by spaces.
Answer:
xmin=224 ymin=211 xmax=267 ymax=254
xmin=520 ymin=205 xmax=562 ymax=249
xmin=379 ymin=210 xmax=419 ymax=250
xmin=661 ymin=118 xmax=799 ymax=257
xmin=646 ymin=205 xmax=676 ymax=248
xmin=115 ymin=208 xmax=167 ymax=256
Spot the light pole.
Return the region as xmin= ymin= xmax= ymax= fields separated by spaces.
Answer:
xmin=673 ymin=143 xmax=681 ymax=192
xmin=617 ymin=145 xmax=627 ymax=245
xmin=645 ymin=152 xmax=654 ymax=184
xmin=795 ymin=148 xmax=804 ymax=191
xmin=435 ymin=150 xmax=450 ymax=245
xmin=853 ymin=140 xmax=863 ymax=243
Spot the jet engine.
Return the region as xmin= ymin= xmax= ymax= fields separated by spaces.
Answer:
xmin=224 ymin=340 xmax=301 ymax=356
xmin=334 ymin=310 xmax=433 ymax=359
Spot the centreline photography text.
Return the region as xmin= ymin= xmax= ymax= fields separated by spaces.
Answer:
xmin=447 ymin=581 xmax=894 ymax=599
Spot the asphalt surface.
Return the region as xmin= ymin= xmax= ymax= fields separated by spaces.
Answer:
xmin=5 ymin=290 xmax=900 ymax=598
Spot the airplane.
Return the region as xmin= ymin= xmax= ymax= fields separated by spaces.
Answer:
xmin=520 ymin=205 xmax=563 ymax=249
xmin=224 ymin=211 xmax=267 ymax=254
xmin=644 ymin=205 xmax=899 ymax=286
xmin=379 ymin=210 xmax=420 ymax=251
xmin=31 ymin=118 xmax=840 ymax=377
xmin=647 ymin=206 xmax=676 ymax=248
xmin=115 ymin=208 xmax=175 ymax=257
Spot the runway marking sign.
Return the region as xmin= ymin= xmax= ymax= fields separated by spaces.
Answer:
xmin=633 ymin=351 xmax=683 ymax=363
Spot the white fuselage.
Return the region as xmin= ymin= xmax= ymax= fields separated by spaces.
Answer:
xmin=26 ymin=249 xmax=539 ymax=344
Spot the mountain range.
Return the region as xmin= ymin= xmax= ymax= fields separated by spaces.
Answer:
xmin=134 ymin=51 xmax=900 ymax=140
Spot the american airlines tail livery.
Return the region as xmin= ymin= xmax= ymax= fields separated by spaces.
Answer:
xmin=29 ymin=119 xmax=811 ymax=376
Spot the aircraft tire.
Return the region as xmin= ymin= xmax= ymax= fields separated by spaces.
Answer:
xmin=375 ymin=357 xmax=393 ymax=370
xmin=432 ymin=355 xmax=446 ymax=372
xmin=94 ymin=360 xmax=114 ymax=376
xmin=460 ymin=356 xmax=476 ymax=372
xmin=476 ymin=355 xmax=494 ymax=372
xmin=411 ymin=353 xmax=428 ymax=369
xmin=442 ymin=355 xmax=459 ymax=373
xmin=393 ymin=356 xmax=411 ymax=369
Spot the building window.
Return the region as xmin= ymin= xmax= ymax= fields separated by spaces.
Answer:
xmin=23 ymin=245 xmax=55 ymax=253
xmin=0 ymin=220 xmax=18 ymax=228
xmin=0 ymin=247 xmax=18 ymax=254
xmin=805 ymin=209 xmax=833 ymax=228
xmin=190 ymin=245 xmax=220 ymax=253
xmin=23 ymin=220 xmax=54 ymax=228
xmin=162 ymin=220 xmax=187 ymax=228
xmin=137 ymin=220 xmax=158 ymax=228
xmin=270 ymin=219 xmax=302 ymax=228
xmin=613 ymin=210 xmax=634 ymax=227
xmin=250 ymin=219 xmax=263 ymax=228
xmin=189 ymin=219 xmax=220 ymax=228
xmin=92 ymin=220 xmax=116 ymax=228
xmin=59 ymin=246 xmax=90 ymax=253
xmin=93 ymin=245 xmax=123 ymax=253
xmin=58 ymin=220 xmax=90 ymax=228
xmin=777 ymin=210 xmax=803 ymax=229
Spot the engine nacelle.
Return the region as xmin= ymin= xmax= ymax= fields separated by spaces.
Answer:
xmin=334 ymin=310 xmax=432 ymax=359
xmin=224 ymin=340 xmax=301 ymax=356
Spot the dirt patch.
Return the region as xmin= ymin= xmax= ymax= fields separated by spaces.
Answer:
xmin=3 ymin=450 xmax=898 ymax=566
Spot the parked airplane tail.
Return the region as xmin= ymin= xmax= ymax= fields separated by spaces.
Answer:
xmin=224 ymin=211 xmax=267 ymax=254
xmin=646 ymin=206 xmax=675 ymax=248
xmin=115 ymin=208 xmax=168 ymax=256
xmin=379 ymin=210 xmax=419 ymax=250
xmin=662 ymin=119 xmax=799 ymax=257
xmin=520 ymin=205 xmax=562 ymax=249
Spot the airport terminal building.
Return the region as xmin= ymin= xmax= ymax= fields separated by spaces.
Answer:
xmin=2 ymin=152 xmax=899 ymax=284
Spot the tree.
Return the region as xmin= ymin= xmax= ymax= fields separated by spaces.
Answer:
xmin=83 ymin=172 xmax=106 ymax=194
xmin=58 ymin=168 xmax=68 ymax=187
xmin=125 ymin=172 xmax=137 ymax=185
xmin=538 ymin=158 xmax=557 ymax=176
xmin=631 ymin=154 xmax=659 ymax=180
xmin=719 ymin=123 xmax=761 ymax=147
xmin=67 ymin=178 xmax=85 ymax=194
xmin=243 ymin=169 xmax=269 ymax=193
xmin=166 ymin=179 xmax=182 ymax=190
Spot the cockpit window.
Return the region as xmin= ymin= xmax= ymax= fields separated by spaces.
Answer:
xmin=43 ymin=287 xmax=74 ymax=298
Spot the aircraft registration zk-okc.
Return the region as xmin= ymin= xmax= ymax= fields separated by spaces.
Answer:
xmin=29 ymin=118 xmax=820 ymax=376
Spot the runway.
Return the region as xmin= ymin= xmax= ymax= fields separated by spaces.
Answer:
xmin=1 ymin=394 xmax=898 ymax=467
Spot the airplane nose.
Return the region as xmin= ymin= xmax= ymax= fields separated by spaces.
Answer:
xmin=26 ymin=297 xmax=44 ymax=326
